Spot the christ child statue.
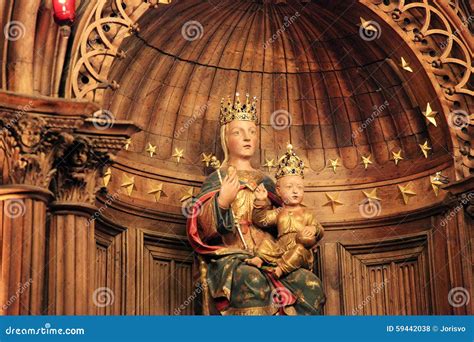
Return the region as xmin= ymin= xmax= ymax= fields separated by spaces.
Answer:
xmin=245 ymin=144 xmax=324 ymax=278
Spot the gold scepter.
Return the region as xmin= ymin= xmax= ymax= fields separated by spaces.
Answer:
xmin=210 ymin=156 xmax=248 ymax=251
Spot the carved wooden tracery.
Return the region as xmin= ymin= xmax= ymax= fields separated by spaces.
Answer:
xmin=364 ymin=0 xmax=473 ymax=176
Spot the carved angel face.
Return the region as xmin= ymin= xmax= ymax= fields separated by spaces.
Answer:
xmin=276 ymin=175 xmax=304 ymax=206
xmin=71 ymin=143 xmax=89 ymax=166
xmin=225 ymin=120 xmax=258 ymax=159
xmin=18 ymin=118 xmax=41 ymax=149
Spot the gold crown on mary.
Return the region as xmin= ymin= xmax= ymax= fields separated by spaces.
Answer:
xmin=220 ymin=92 xmax=258 ymax=125
xmin=276 ymin=144 xmax=305 ymax=179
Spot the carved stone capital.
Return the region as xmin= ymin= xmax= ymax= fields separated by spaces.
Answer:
xmin=51 ymin=136 xmax=111 ymax=205
xmin=0 ymin=91 xmax=140 ymax=203
xmin=0 ymin=112 xmax=75 ymax=188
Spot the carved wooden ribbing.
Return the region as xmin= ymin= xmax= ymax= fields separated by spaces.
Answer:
xmin=145 ymin=240 xmax=194 ymax=315
xmin=0 ymin=193 xmax=48 ymax=315
xmin=47 ymin=209 xmax=96 ymax=315
xmin=339 ymin=234 xmax=431 ymax=315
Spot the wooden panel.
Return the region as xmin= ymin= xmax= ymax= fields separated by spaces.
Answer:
xmin=338 ymin=234 xmax=432 ymax=315
xmin=94 ymin=225 xmax=125 ymax=315
xmin=95 ymin=222 xmax=195 ymax=315
xmin=94 ymin=245 xmax=108 ymax=315
xmin=173 ymin=262 xmax=194 ymax=315
xmin=145 ymin=242 xmax=195 ymax=315
xmin=149 ymin=259 xmax=171 ymax=315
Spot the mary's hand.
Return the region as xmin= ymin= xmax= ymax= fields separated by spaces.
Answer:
xmin=217 ymin=166 xmax=240 ymax=209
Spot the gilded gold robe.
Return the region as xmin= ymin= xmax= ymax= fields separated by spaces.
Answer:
xmin=252 ymin=200 xmax=323 ymax=274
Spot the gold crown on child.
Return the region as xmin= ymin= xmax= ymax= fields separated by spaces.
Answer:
xmin=276 ymin=144 xmax=305 ymax=179
xmin=220 ymin=92 xmax=258 ymax=125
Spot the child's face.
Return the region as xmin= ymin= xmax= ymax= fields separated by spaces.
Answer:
xmin=276 ymin=175 xmax=304 ymax=206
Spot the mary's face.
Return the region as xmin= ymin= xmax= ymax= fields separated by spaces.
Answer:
xmin=226 ymin=120 xmax=258 ymax=159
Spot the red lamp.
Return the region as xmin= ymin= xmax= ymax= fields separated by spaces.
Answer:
xmin=52 ymin=0 xmax=76 ymax=25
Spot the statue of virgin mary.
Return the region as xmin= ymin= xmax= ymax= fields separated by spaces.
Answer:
xmin=186 ymin=93 xmax=325 ymax=315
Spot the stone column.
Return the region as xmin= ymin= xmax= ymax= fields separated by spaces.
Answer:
xmin=46 ymin=136 xmax=110 ymax=315
xmin=0 ymin=113 xmax=70 ymax=315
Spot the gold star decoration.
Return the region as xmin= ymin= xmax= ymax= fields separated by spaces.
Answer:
xmin=423 ymin=102 xmax=438 ymax=127
xmin=391 ymin=150 xmax=403 ymax=165
xmin=359 ymin=17 xmax=378 ymax=32
xmin=419 ymin=140 xmax=431 ymax=158
xmin=362 ymin=188 xmax=381 ymax=202
xmin=121 ymin=174 xmax=136 ymax=196
xmin=124 ymin=138 xmax=132 ymax=151
xmin=430 ymin=171 xmax=448 ymax=197
xmin=148 ymin=183 xmax=167 ymax=202
xmin=398 ymin=182 xmax=416 ymax=205
xmin=400 ymin=57 xmax=413 ymax=72
xmin=145 ymin=143 xmax=157 ymax=157
xmin=201 ymin=153 xmax=213 ymax=167
xmin=327 ymin=158 xmax=341 ymax=173
xmin=361 ymin=155 xmax=373 ymax=169
xmin=103 ymin=167 xmax=112 ymax=187
xmin=172 ymin=148 xmax=185 ymax=163
xmin=322 ymin=193 xmax=344 ymax=213
xmin=263 ymin=158 xmax=276 ymax=172
xmin=180 ymin=187 xmax=195 ymax=202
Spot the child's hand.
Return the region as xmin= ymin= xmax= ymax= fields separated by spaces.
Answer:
xmin=296 ymin=226 xmax=318 ymax=248
xmin=254 ymin=183 xmax=268 ymax=201
xmin=302 ymin=225 xmax=317 ymax=237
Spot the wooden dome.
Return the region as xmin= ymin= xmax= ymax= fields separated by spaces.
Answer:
xmin=103 ymin=0 xmax=452 ymax=185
